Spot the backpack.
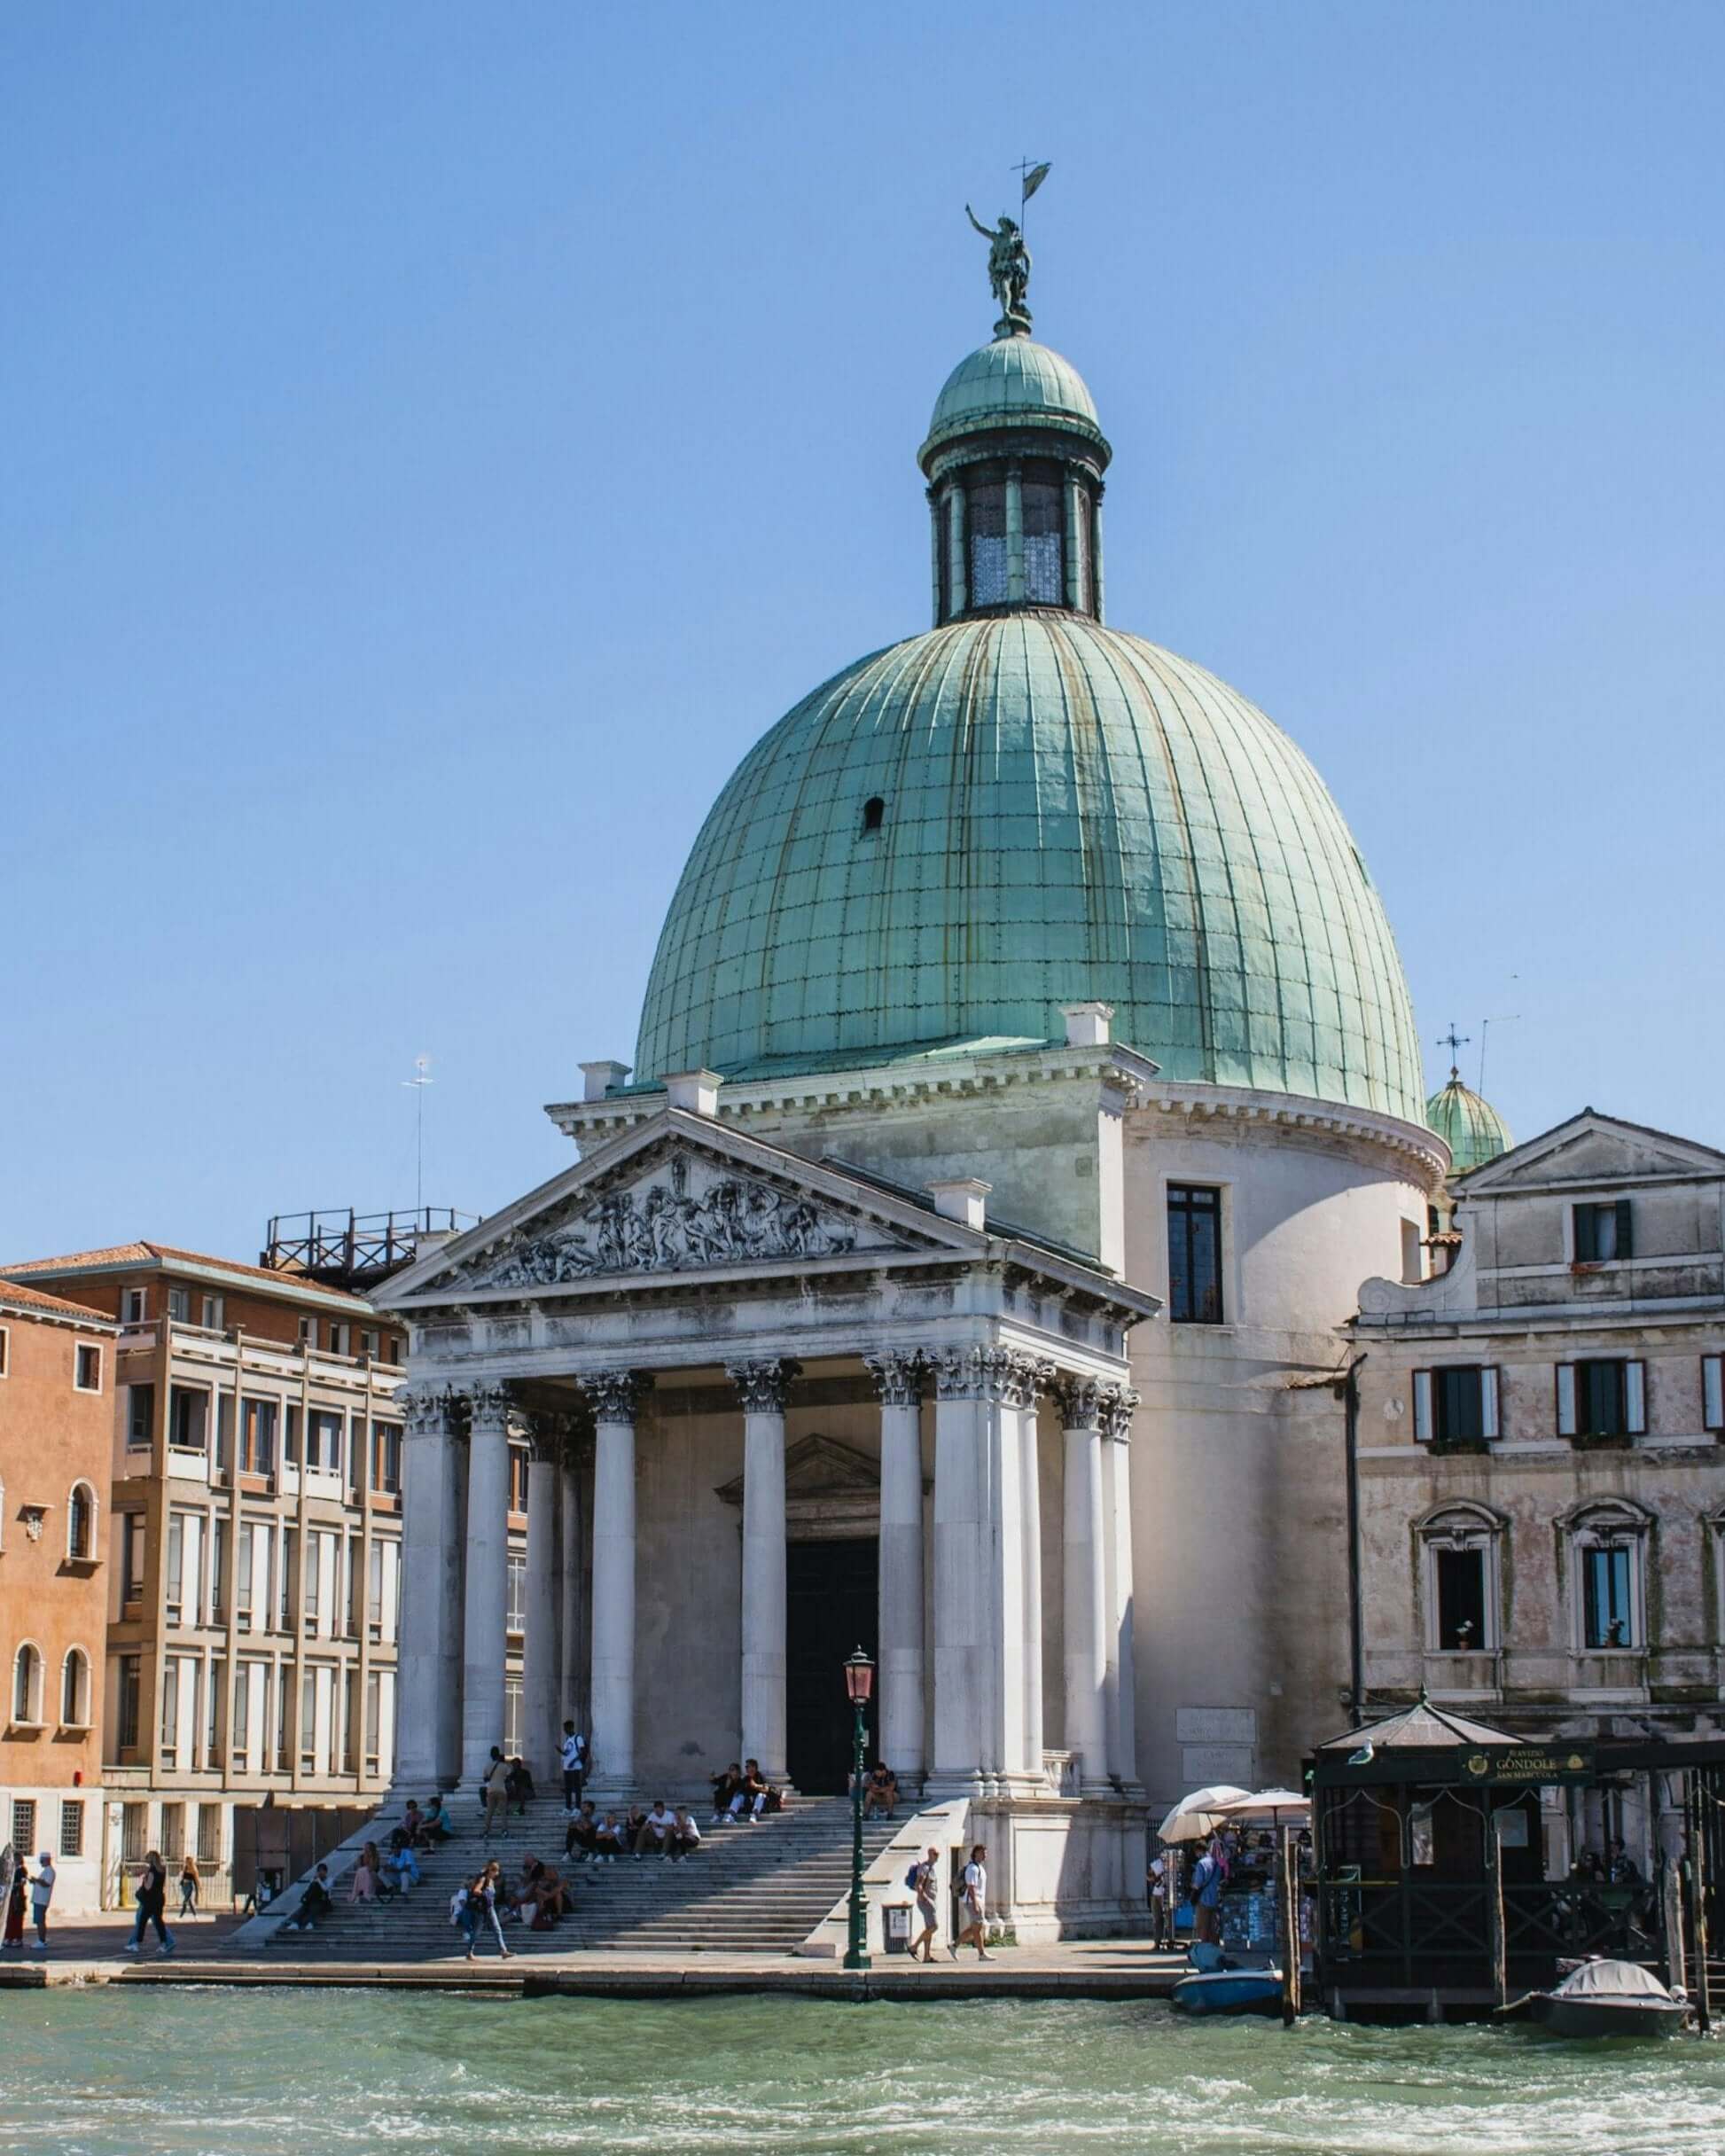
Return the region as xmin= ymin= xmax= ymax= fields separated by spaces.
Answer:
xmin=449 ymin=1889 xmax=467 ymax=1926
xmin=904 ymin=1863 xmax=922 ymax=1891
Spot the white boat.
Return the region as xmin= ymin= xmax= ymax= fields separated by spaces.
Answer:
xmin=1518 ymin=1958 xmax=1689 ymax=2039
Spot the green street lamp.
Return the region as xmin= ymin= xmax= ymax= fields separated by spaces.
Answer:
xmin=843 ymin=1645 xmax=874 ymax=1970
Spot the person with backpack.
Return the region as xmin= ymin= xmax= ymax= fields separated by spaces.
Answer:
xmin=952 ymin=1842 xmax=991 ymax=1961
xmin=908 ymin=1845 xmax=941 ymax=1963
xmin=481 ymin=1746 xmax=511 ymax=1841
xmin=559 ymin=1722 xmax=587 ymax=1812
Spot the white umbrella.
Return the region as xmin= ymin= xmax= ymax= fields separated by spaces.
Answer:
xmin=1214 ymin=1787 xmax=1309 ymax=1820
xmin=1157 ymin=1784 xmax=1251 ymax=1844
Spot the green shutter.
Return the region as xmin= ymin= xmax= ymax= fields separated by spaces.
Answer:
xmin=1573 ymin=1204 xmax=1595 ymax=1261
xmin=1614 ymin=1199 xmax=1633 ymax=1259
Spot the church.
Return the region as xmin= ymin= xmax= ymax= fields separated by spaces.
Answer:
xmin=376 ymin=227 xmax=1454 ymax=1938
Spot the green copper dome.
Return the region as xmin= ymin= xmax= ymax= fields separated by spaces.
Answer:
xmin=634 ymin=612 xmax=1424 ymax=1122
xmin=920 ymin=337 xmax=1108 ymax=467
xmin=1425 ymin=1070 xmax=1512 ymax=1174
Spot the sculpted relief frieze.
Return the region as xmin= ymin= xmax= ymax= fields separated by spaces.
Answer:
xmin=449 ymin=1149 xmax=910 ymax=1290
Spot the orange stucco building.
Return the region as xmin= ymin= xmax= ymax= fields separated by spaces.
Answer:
xmin=0 ymin=1279 xmax=118 ymax=1914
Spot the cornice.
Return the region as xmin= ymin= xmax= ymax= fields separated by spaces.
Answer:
xmin=1132 ymin=1082 xmax=1449 ymax=1189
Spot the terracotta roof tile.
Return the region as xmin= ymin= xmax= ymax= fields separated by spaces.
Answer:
xmin=0 ymin=1241 xmax=386 ymax=1311
xmin=0 ymin=1277 xmax=118 ymax=1324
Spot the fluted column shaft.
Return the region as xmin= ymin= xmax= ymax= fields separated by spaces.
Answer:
xmin=559 ymin=1452 xmax=584 ymax=1733
xmin=395 ymin=1386 xmax=464 ymax=1790
xmin=587 ymin=1371 xmax=650 ymax=1797
xmin=730 ymin=1359 xmax=798 ymax=1784
xmin=1019 ymin=1389 xmax=1045 ymax=1780
xmin=459 ymin=1387 xmax=512 ymax=1783
xmin=521 ymin=1424 xmax=563 ymax=1782
xmin=867 ymin=1353 xmax=925 ymax=1785
xmin=1056 ymin=1380 xmax=1111 ymax=1793
xmin=1100 ymin=1387 xmax=1141 ymax=1788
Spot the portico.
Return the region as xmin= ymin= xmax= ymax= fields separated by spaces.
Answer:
xmin=379 ymin=1098 xmax=1157 ymax=1935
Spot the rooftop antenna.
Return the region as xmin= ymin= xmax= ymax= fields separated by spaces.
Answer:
xmin=1478 ymin=1005 xmax=1519 ymax=1098
xmin=402 ymin=1054 xmax=433 ymax=1220
xmin=1436 ymin=1022 xmax=1470 ymax=1080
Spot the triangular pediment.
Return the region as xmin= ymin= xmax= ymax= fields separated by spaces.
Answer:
xmin=1462 ymin=1110 xmax=1725 ymax=1193
xmin=378 ymin=1110 xmax=982 ymax=1306
xmin=714 ymin=1433 xmax=889 ymax=1507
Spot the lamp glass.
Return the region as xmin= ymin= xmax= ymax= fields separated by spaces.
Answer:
xmin=844 ymin=1647 xmax=874 ymax=1703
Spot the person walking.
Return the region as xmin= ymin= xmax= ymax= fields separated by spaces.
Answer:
xmin=28 ymin=1853 xmax=55 ymax=1952
xmin=559 ymin=1722 xmax=587 ymax=1813
xmin=909 ymin=1846 xmax=941 ymax=1963
xmin=481 ymin=1747 xmax=511 ymax=1842
xmin=3 ymin=1855 xmax=27 ymax=1949
xmin=178 ymin=1855 xmax=200 ymax=1920
xmin=463 ymin=1864 xmax=511 ymax=1962
xmin=952 ymin=1843 xmax=991 ymax=1961
xmin=124 ymin=1850 xmax=175 ymax=1957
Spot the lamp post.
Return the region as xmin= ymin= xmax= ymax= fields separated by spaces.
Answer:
xmin=843 ymin=1644 xmax=874 ymax=1970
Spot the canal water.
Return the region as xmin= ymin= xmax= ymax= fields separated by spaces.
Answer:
xmin=8 ymin=1990 xmax=1723 ymax=2155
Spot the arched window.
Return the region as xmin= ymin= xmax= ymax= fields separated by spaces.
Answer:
xmin=860 ymin=796 xmax=885 ymax=835
xmin=1417 ymin=1502 xmax=1505 ymax=1652
xmin=12 ymin=1643 xmax=43 ymax=1725
xmin=1566 ymin=1500 xmax=1651 ymax=1652
xmin=67 ymin=1480 xmax=97 ymax=1562
xmin=60 ymin=1646 xmax=90 ymax=1728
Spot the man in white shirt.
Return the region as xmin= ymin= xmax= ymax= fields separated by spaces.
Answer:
xmin=668 ymin=1810 xmax=702 ymax=1863
xmin=29 ymin=1854 xmax=55 ymax=1952
xmin=559 ymin=1722 xmax=587 ymax=1813
xmin=952 ymin=1842 xmax=991 ymax=1961
xmin=634 ymin=1801 xmax=675 ymax=1859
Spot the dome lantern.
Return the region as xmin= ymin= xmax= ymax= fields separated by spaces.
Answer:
xmin=1425 ymin=1066 xmax=1513 ymax=1175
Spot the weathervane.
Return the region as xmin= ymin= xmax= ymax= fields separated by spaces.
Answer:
xmin=965 ymin=159 xmax=1049 ymax=340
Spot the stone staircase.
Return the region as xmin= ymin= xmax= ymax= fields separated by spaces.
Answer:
xmin=250 ymin=1796 xmax=902 ymax=1960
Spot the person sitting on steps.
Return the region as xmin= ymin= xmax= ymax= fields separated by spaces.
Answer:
xmin=862 ymin=1762 xmax=899 ymax=1819
xmin=634 ymin=1800 xmax=675 ymax=1858
xmin=286 ymin=1863 xmax=332 ymax=1932
xmin=505 ymin=1755 xmax=535 ymax=1816
xmin=564 ymin=1801 xmax=599 ymax=1862
xmin=668 ymin=1809 xmax=703 ymax=1863
xmin=710 ymin=1762 xmax=744 ymax=1824
xmin=732 ymin=1759 xmax=781 ymax=1822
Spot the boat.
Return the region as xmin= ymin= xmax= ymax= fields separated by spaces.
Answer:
xmin=1519 ymin=1958 xmax=1689 ymax=2039
xmin=1171 ymin=1950 xmax=1284 ymax=2016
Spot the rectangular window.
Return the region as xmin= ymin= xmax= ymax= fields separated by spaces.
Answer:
xmin=121 ymin=1515 xmax=145 ymax=1604
xmin=509 ymin=1446 xmax=530 ymax=1515
xmin=196 ymin=1802 xmax=220 ymax=1864
xmin=368 ymin=1539 xmax=384 ymax=1630
xmin=1573 ymin=1199 xmax=1633 ymax=1262
xmin=1413 ymin=1365 xmax=1500 ymax=1445
xmin=297 ymin=1316 xmax=314 ymax=1344
xmin=201 ymin=1294 xmax=224 ymax=1331
xmin=59 ymin=1799 xmax=84 ymax=1858
xmin=207 ymin=1657 xmax=223 ymax=1759
xmin=327 ymin=1322 xmax=351 ymax=1355
xmin=159 ymin=1800 xmax=184 ymax=1862
xmin=307 ymin=1410 xmax=343 ymax=1472
xmin=361 ymin=1328 xmax=379 ymax=1360
xmin=347 ymin=1535 xmax=363 ymax=1637
xmin=127 ymin=1383 xmax=155 ymax=1448
xmin=1435 ymin=1546 xmax=1488 ymax=1650
xmin=386 ymin=1336 xmax=402 ymax=1366
xmin=365 ymin=1668 xmax=382 ymax=1772
xmin=10 ymin=1800 xmax=35 ymax=1855
xmin=167 ymin=1287 xmax=191 ymax=1322
xmin=280 ymin=1527 xmax=298 ymax=1628
xmin=1558 ymin=1359 xmax=1646 ymax=1440
xmin=284 ymin=1404 xmax=301 ymax=1465
xmin=117 ymin=1654 xmax=141 ymax=1750
xmin=210 ymin=1517 xmax=229 ymax=1619
xmin=239 ymin=1398 xmax=277 ymax=1476
xmin=1583 ymin=1544 xmax=1635 ymax=1648
xmin=121 ymin=1801 xmax=145 ymax=1862
xmin=237 ymin=1527 xmax=256 ymax=1621
xmin=166 ymin=1513 xmax=185 ymax=1619
xmin=121 ymin=1287 xmax=145 ymax=1324
xmin=168 ymin=1386 xmax=207 ymax=1454
xmin=215 ymin=1393 xmax=234 ymax=1471
xmin=372 ymin=1421 xmax=402 ymax=1495
xmin=503 ymin=1678 xmax=523 ymax=1758
xmin=506 ymin=1556 xmax=526 ymax=1635
xmin=300 ymin=1668 xmax=316 ymax=1769
xmin=233 ymin=1666 xmax=250 ymax=1760
xmin=160 ymin=1658 xmax=180 ymax=1762
xmin=1021 ymin=474 xmax=1065 ymax=603
xmin=341 ymin=1667 xmax=357 ymax=1772
xmin=1167 ymin=1184 xmax=1224 ymax=1324
xmin=967 ymin=479 xmax=1008 ymax=606
xmin=74 ymin=1343 xmax=102 ymax=1392
xmin=1703 ymin=1354 xmax=1723 ymax=1434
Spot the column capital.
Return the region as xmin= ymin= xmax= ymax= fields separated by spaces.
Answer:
xmin=526 ymin=1408 xmax=580 ymax=1463
xmin=1050 ymin=1374 xmax=1106 ymax=1433
xmin=456 ymin=1380 xmax=512 ymax=1431
xmin=397 ymin=1383 xmax=452 ymax=1438
xmin=582 ymin=1369 xmax=653 ymax=1424
xmin=863 ymin=1350 xmax=925 ymax=1409
xmin=726 ymin=1357 xmax=801 ymax=1414
xmin=932 ymin=1346 xmax=1051 ymax=1407
xmin=1098 ymin=1383 xmax=1140 ymax=1442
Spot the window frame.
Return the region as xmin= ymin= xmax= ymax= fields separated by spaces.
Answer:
xmin=1703 ymin=1354 xmax=1723 ymax=1435
xmin=1557 ymin=1357 xmax=1647 ymax=1443
xmin=66 ymin=1479 xmax=98 ymax=1564
xmin=0 ymin=1324 xmax=8 ymax=1378
xmin=1572 ymin=1198 xmax=1634 ymax=1264
xmin=167 ymin=1286 xmax=191 ymax=1323
xmin=1166 ymin=1182 xmax=1226 ymax=1326
xmin=1567 ymin=1503 xmax=1650 ymax=1653
xmin=1412 ymin=1364 xmax=1501 ymax=1449
xmin=59 ymin=1645 xmax=91 ymax=1729
xmin=1418 ymin=1504 xmax=1504 ymax=1654
xmin=11 ymin=1640 xmax=44 ymax=1726
xmin=74 ymin=1342 xmax=103 ymax=1394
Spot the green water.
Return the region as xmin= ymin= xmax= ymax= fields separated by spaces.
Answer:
xmin=5 ymin=1991 xmax=1723 ymax=2156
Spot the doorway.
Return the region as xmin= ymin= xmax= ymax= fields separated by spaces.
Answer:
xmin=785 ymin=1537 xmax=877 ymax=1793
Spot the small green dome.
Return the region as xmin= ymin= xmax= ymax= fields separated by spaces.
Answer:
xmin=919 ymin=337 xmax=1108 ymax=469
xmin=1425 ymin=1069 xmax=1512 ymax=1173
xmin=634 ymin=613 xmax=1424 ymax=1124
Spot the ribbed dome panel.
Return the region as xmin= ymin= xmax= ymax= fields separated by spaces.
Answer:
xmin=635 ymin=614 xmax=1424 ymax=1125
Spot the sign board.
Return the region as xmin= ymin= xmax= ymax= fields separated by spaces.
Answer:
xmin=1182 ymin=1745 xmax=1256 ymax=1786
xmin=1177 ymin=1707 xmax=1258 ymax=1746
xmin=1461 ymin=1746 xmax=1594 ymax=1785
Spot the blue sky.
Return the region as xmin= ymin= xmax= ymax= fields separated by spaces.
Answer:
xmin=4 ymin=3 xmax=1722 ymax=1261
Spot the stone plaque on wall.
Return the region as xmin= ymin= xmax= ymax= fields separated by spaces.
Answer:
xmin=1181 ymin=1744 xmax=1257 ymax=1785
xmin=1175 ymin=1707 xmax=1258 ymax=1746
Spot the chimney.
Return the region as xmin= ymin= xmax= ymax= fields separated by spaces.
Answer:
xmin=665 ymin=1069 xmax=723 ymax=1117
xmin=580 ymin=1058 xmax=632 ymax=1102
xmin=1061 ymin=1001 xmax=1114 ymax=1048
xmin=926 ymin=1176 xmax=991 ymax=1231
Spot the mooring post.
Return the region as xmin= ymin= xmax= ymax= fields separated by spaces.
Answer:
xmin=1485 ymin=1811 xmax=1508 ymax=2011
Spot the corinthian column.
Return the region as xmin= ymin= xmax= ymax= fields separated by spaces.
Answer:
xmin=522 ymin=1413 xmax=568 ymax=1785
xmin=727 ymin=1358 xmax=800 ymax=1785
xmin=1099 ymin=1384 xmax=1142 ymax=1791
xmin=1054 ymin=1377 xmax=1111 ymax=1794
xmin=865 ymin=1351 xmax=925 ymax=1787
xmin=395 ymin=1385 xmax=464 ymax=1789
xmin=584 ymin=1370 xmax=651 ymax=1799
xmin=459 ymin=1383 xmax=512 ymax=1783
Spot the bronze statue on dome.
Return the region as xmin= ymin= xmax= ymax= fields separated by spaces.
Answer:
xmin=965 ymin=205 xmax=1032 ymax=338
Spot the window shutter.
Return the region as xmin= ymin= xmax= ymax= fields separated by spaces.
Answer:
xmin=1412 ymin=1370 xmax=1433 ymax=1442
xmin=1557 ymin=1363 xmax=1577 ymax=1436
xmin=1480 ymin=1367 xmax=1501 ymax=1441
xmin=1704 ymin=1355 xmax=1724 ymax=1433
xmin=1614 ymin=1199 xmax=1634 ymax=1260
xmin=1573 ymin=1204 xmax=1596 ymax=1262
xmin=1625 ymin=1360 xmax=1646 ymax=1435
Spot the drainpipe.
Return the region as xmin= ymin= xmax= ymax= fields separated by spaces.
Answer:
xmin=1343 ymin=1355 xmax=1367 ymax=1715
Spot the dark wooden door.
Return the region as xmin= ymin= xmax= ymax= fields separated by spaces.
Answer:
xmin=785 ymin=1537 xmax=877 ymax=1793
